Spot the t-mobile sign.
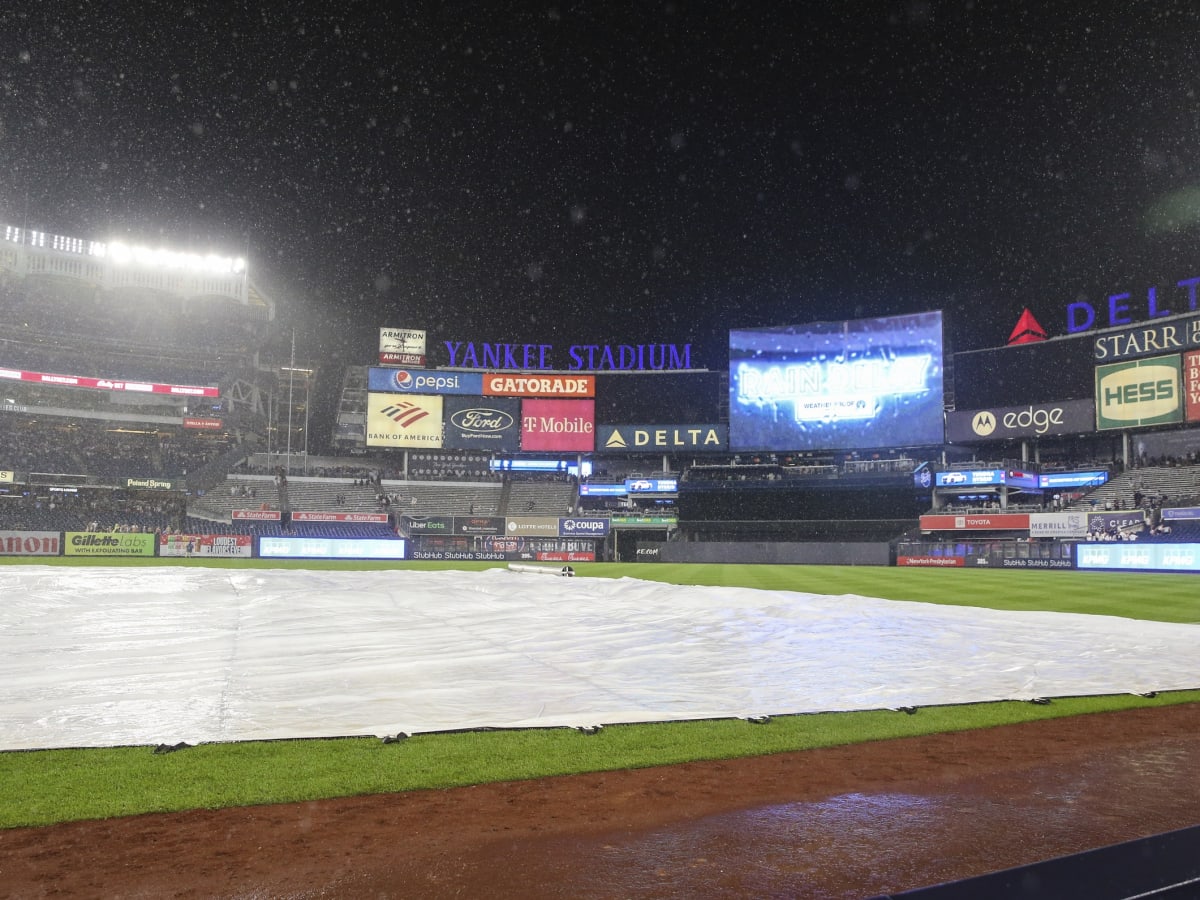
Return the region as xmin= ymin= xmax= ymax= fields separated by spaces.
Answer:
xmin=521 ymin=399 xmax=595 ymax=451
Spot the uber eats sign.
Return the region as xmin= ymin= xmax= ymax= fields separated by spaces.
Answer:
xmin=1095 ymin=354 xmax=1182 ymax=430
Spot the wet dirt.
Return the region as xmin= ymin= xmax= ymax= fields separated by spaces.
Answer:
xmin=2 ymin=703 xmax=1199 ymax=899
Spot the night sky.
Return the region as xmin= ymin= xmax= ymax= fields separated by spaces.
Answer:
xmin=3 ymin=2 xmax=1200 ymax=370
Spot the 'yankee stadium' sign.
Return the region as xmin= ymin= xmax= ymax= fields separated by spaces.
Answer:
xmin=443 ymin=341 xmax=694 ymax=371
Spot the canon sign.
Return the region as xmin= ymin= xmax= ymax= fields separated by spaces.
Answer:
xmin=946 ymin=399 xmax=1094 ymax=443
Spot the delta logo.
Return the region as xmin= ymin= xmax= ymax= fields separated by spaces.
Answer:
xmin=380 ymin=401 xmax=431 ymax=428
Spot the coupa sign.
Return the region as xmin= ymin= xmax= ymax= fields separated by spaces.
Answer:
xmin=558 ymin=517 xmax=610 ymax=537
xmin=1095 ymin=355 xmax=1182 ymax=430
xmin=946 ymin=399 xmax=1094 ymax=442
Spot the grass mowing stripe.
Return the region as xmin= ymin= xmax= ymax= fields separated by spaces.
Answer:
xmin=2 ymin=558 xmax=1197 ymax=827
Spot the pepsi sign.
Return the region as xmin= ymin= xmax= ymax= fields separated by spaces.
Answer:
xmin=368 ymin=367 xmax=484 ymax=395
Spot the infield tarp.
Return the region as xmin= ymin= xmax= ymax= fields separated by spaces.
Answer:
xmin=1 ymin=566 xmax=1197 ymax=751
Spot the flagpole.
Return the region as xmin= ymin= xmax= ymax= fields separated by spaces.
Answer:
xmin=286 ymin=328 xmax=295 ymax=474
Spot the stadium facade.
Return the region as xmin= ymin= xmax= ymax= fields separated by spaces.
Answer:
xmin=3 ymin=224 xmax=1200 ymax=570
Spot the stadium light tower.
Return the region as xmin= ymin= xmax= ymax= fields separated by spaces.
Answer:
xmin=287 ymin=329 xmax=295 ymax=474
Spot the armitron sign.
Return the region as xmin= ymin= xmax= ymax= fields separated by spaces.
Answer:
xmin=379 ymin=328 xmax=426 ymax=367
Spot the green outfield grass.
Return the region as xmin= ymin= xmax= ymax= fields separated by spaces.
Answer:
xmin=2 ymin=558 xmax=1198 ymax=828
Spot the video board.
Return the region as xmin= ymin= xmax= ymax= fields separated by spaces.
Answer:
xmin=729 ymin=311 xmax=944 ymax=452
xmin=593 ymin=371 xmax=722 ymax=425
xmin=953 ymin=338 xmax=1094 ymax=408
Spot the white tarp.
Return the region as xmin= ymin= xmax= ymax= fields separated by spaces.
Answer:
xmin=1 ymin=565 xmax=1196 ymax=751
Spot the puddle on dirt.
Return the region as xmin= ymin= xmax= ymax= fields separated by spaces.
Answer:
xmin=496 ymin=740 xmax=1200 ymax=899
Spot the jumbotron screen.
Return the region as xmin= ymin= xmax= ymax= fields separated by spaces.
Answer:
xmin=729 ymin=311 xmax=944 ymax=452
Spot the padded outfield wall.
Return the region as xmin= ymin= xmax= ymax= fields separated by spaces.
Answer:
xmin=635 ymin=540 xmax=891 ymax=565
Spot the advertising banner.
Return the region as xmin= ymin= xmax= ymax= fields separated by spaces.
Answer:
xmin=558 ymin=517 xmax=610 ymax=537
xmin=125 ymin=477 xmax=179 ymax=491
xmin=597 ymin=424 xmax=727 ymax=452
xmin=531 ymin=551 xmax=596 ymax=562
xmin=1038 ymin=470 xmax=1109 ymax=489
xmin=233 ymin=509 xmax=282 ymax=521
xmin=0 ymin=366 xmax=218 ymax=397
xmin=291 ymin=511 xmax=391 ymax=523
xmin=408 ymin=549 xmax=508 ymax=561
xmin=1004 ymin=469 xmax=1040 ymax=490
xmin=1091 ymin=312 xmax=1200 ymax=361
xmin=443 ymin=395 xmax=521 ymax=451
xmin=609 ymin=515 xmax=678 ymax=526
xmin=0 ymin=530 xmax=60 ymax=556
xmin=946 ymin=399 xmax=1095 ymax=443
xmin=368 ymin=367 xmax=483 ymax=395
xmin=935 ymin=469 xmax=1005 ymax=488
xmin=379 ymin=328 xmax=426 ymax=367
xmin=897 ymin=555 xmax=964 ymax=567
xmin=1077 ymin=542 xmax=1200 ymax=572
xmin=919 ymin=513 xmax=1031 ymax=531
xmin=625 ymin=477 xmax=678 ymax=493
xmin=504 ymin=516 xmax=561 ymax=536
xmin=258 ymin=536 xmax=407 ymax=560
xmin=183 ymin=417 xmax=223 ymax=430
xmin=483 ymin=373 xmax=595 ymax=398
xmin=1087 ymin=511 xmax=1147 ymax=532
xmin=1186 ymin=349 xmax=1200 ymax=422
xmin=1029 ymin=512 xmax=1090 ymax=538
xmin=400 ymin=515 xmax=454 ymax=533
xmin=0 ymin=470 xmax=13 ymax=483
xmin=63 ymin=532 xmax=156 ymax=557
xmin=578 ymin=483 xmax=627 ymax=496
xmin=520 ymin=398 xmax=595 ymax=451
xmin=158 ymin=534 xmax=253 ymax=558
xmin=1095 ymin=355 xmax=1183 ymax=430
xmin=453 ymin=516 xmax=506 ymax=535
xmin=1162 ymin=507 xmax=1200 ymax=520
xmin=996 ymin=557 xmax=1076 ymax=569
xmin=366 ymin=392 xmax=444 ymax=448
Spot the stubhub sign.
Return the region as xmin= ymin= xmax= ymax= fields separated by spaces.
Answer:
xmin=368 ymin=367 xmax=484 ymax=395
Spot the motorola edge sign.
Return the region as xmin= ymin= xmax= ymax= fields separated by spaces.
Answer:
xmin=946 ymin=399 xmax=1095 ymax=442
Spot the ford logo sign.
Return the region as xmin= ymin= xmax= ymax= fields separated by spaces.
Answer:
xmin=450 ymin=408 xmax=514 ymax=432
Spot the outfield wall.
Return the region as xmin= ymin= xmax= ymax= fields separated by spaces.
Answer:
xmin=638 ymin=541 xmax=891 ymax=565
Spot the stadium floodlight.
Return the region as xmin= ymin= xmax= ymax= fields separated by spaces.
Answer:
xmin=103 ymin=240 xmax=246 ymax=275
